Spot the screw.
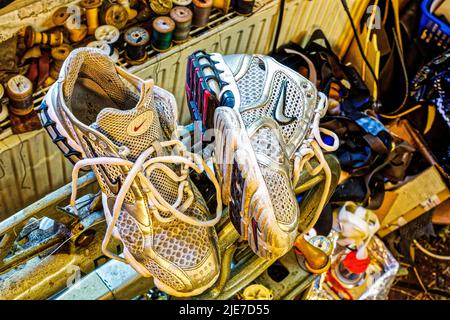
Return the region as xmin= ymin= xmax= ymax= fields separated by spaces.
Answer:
xmin=75 ymin=229 xmax=96 ymax=247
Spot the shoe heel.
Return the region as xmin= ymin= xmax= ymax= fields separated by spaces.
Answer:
xmin=38 ymin=97 xmax=83 ymax=165
xmin=186 ymin=51 xmax=224 ymax=134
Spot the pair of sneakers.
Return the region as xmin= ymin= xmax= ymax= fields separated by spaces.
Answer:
xmin=39 ymin=48 xmax=337 ymax=297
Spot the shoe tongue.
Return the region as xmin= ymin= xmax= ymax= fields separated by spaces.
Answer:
xmin=94 ymin=80 xmax=163 ymax=161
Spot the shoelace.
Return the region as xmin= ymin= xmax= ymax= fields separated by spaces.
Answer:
xmin=293 ymin=92 xmax=339 ymax=232
xmin=337 ymin=202 xmax=380 ymax=259
xmin=69 ymin=139 xmax=222 ymax=262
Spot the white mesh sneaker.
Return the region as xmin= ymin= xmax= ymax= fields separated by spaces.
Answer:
xmin=186 ymin=51 xmax=338 ymax=259
xmin=38 ymin=48 xmax=222 ymax=297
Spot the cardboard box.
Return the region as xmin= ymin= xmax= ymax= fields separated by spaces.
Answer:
xmin=375 ymin=165 xmax=450 ymax=237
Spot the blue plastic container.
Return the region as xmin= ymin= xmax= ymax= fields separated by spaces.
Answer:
xmin=418 ymin=0 xmax=450 ymax=50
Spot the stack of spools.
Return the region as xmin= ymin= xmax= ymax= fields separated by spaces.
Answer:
xmin=0 ymin=0 xmax=260 ymax=137
xmin=121 ymin=0 xmax=257 ymax=60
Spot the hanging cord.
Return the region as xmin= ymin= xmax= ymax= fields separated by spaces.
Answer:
xmin=413 ymin=239 xmax=450 ymax=261
xmin=378 ymin=104 xmax=430 ymax=119
xmin=271 ymin=0 xmax=286 ymax=53
xmin=340 ymin=0 xmax=380 ymax=105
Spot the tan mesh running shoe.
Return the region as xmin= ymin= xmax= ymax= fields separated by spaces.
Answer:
xmin=186 ymin=51 xmax=338 ymax=259
xmin=39 ymin=48 xmax=222 ymax=297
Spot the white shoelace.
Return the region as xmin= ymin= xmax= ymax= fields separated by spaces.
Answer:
xmin=293 ymin=92 xmax=339 ymax=233
xmin=69 ymin=139 xmax=222 ymax=262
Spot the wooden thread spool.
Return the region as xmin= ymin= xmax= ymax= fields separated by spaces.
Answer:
xmin=95 ymin=25 xmax=121 ymax=44
xmin=87 ymin=40 xmax=119 ymax=62
xmin=117 ymin=0 xmax=137 ymax=20
xmin=6 ymin=75 xmax=42 ymax=134
xmin=234 ymin=0 xmax=255 ymax=16
xmin=94 ymin=25 xmax=120 ymax=63
xmin=24 ymin=26 xmax=63 ymax=48
xmin=213 ymin=0 xmax=231 ymax=14
xmin=170 ymin=6 xmax=192 ymax=43
xmin=52 ymin=6 xmax=71 ymax=26
xmin=6 ymin=75 xmax=34 ymax=116
xmin=150 ymin=0 xmax=173 ymax=16
xmin=173 ymin=0 xmax=192 ymax=5
xmin=102 ymin=3 xmax=129 ymax=30
xmin=80 ymin=0 xmax=102 ymax=35
xmin=64 ymin=7 xmax=88 ymax=43
xmin=192 ymin=0 xmax=212 ymax=28
xmin=172 ymin=0 xmax=192 ymax=6
xmin=151 ymin=16 xmax=175 ymax=52
xmin=50 ymin=44 xmax=72 ymax=80
xmin=124 ymin=27 xmax=150 ymax=64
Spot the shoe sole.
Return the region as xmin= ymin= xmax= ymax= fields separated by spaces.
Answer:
xmin=101 ymin=194 xmax=219 ymax=297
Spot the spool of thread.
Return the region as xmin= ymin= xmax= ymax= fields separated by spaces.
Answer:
xmin=150 ymin=0 xmax=173 ymax=16
xmin=213 ymin=0 xmax=231 ymax=14
xmin=95 ymin=25 xmax=121 ymax=44
xmin=124 ymin=27 xmax=150 ymax=64
xmin=50 ymin=44 xmax=72 ymax=79
xmin=80 ymin=0 xmax=102 ymax=35
xmin=87 ymin=40 xmax=119 ymax=62
xmin=52 ymin=6 xmax=71 ymax=26
xmin=173 ymin=0 xmax=192 ymax=5
xmin=117 ymin=0 xmax=137 ymax=20
xmin=64 ymin=7 xmax=88 ymax=43
xmin=192 ymin=0 xmax=212 ymax=28
xmin=102 ymin=3 xmax=129 ymax=30
xmin=170 ymin=6 xmax=193 ymax=43
xmin=24 ymin=26 xmax=63 ymax=48
xmin=6 ymin=75 xmax=34 ymax=116
xmin=234 ymin=0 xmax=254 ymax=16
xmin=151 ymin=16 xmax=175 ymax=52
xmin=6 ymin=76 xmax=42 ymax=134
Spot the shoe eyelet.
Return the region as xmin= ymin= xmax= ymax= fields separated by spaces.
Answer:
xmin=118 ymin=146 xmax=130 ymax=157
